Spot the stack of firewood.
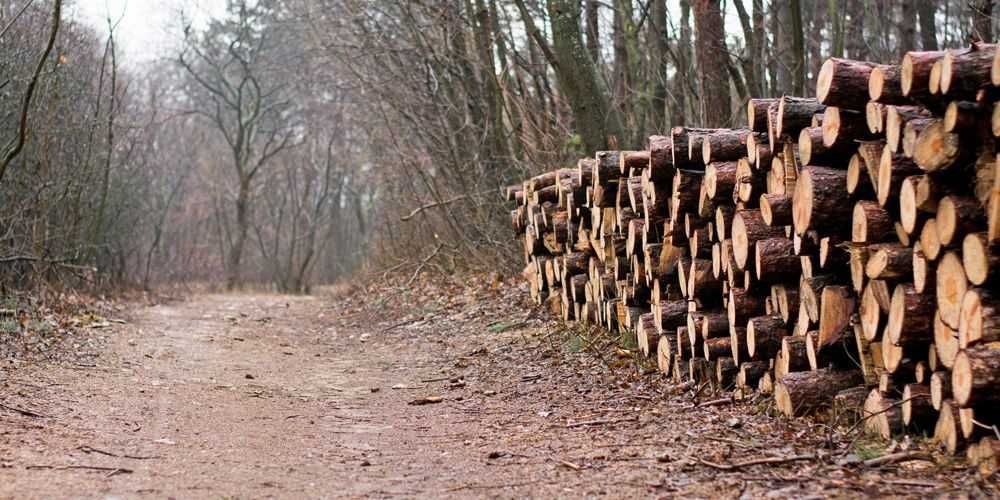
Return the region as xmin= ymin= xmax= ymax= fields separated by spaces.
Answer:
xmin=507 ymin=44 xmax=1000 ymax=471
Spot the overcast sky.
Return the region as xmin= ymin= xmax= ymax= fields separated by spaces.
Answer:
xmin=72 ymin=0 xmax=227 ymax=65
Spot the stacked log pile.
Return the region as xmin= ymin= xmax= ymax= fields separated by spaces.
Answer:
xmin=507 ymin=44 xmax=1000 ymax=467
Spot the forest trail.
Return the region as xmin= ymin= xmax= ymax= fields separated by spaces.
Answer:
xmin=0 ymin=283 xmax=986 ymax=498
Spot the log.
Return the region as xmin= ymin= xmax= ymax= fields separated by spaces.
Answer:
xmin=798 ymin=126 xmax=854 ymax=167
xmin=913 ymin=245 xmax=935 ymax=293
xmin=702 ymin=129 xmax=751 ymax=164
xmin=877 ymin=149 xmax=921 ymax=207
xmin=657 ymin=335 xmax=673 ymax=375
xmin=940 ymin=43 xmax=997 ymax=97
xmin=816 ymin=58 xmax=878 ymax=109
xmin=899 ymin=175 xmax=941 ymax=234
xmin=729 ymin=282 xmax=765 ymax=320
xmin=864 ymin=388 xmax=905 ymax=439
xmin=775 ymin=368 xmax=864 ymax=417
xmin=759 ymin=193 xmax=792 ymax=227
xmin=913 ymin=120 xmax=974 ymax=173
xmin=935 ymin=310 xmax=960 ymax=369
xmin=715 ymin=357 xmax=739 ymax=386
xmin=793 ymin=166 xmax=851 ymax=235
xmin=822 ymin=106 xmax=873 ymax=147
xmin=655 ymin=299 xmax=689 ymax=334
xmin=901 ymin=383 xmax=935 ymax=429
xmin=734 ymin=157 xmax=764 ymax=203
xmin=846 ymin=154 xmax=875 ymax=197
xmin=731 ymin=209 xmax=785 ymax=270
xmin=704 ymin=336 xmax=732 ymax=361
xmin=902 ymin=50 xmax=947 ymax=99
xmin=937 ymin=196 xmax=986 ymax=246
xmin=943 ymin=100 xmax=985 ymax=133
xmin=936 ymin=251 xmax=969 ymax=329
xmin=960 ymin=288 xmax=1000 ymax=348
xmin=834 ymin=386 xmax=870 ymax=423
xmin=886 ymin=283 xmax=935 ymax=345
xmin=779 ymin=336 xmax=811 ymax=375
xmin=737 ymin=361 xmax=768 ymax=389
xmin=754 ymin=237 xmax=800 ymax=283
xmin=864 ymin=244 xmax=913 ymax=280
xmin=919 ymin=218 xmax=942 ymax=260
xmin=934 ymin=399 xmax=965 ymax=454
xmin=818 ymin=286 xmax=855 ymax=348
xmin=902 ymin=117 xmax=935 ymax=158
xmin=704 ymin=161 xmax=739 ymax=200
xmin=799 ymin=274 xmax=841 ymax=323
xmin=852 ymin=201 xmax=894 ymax=243
xmin=637 ymin=312 xmax=659 ymax=356
xmin=746 ymin=315 xmax=786 ymax=360
xmin=748 ymin=98 xmax=780 ymax=133
xmin=620 ymin=150 xmax=651 ymax=174
xmin=776 ymin=96 xmax=826 ymax=138
xmin=729 ymin=326 xmax=749 ymax=364
xmin=648 ymin=135 xmax=674 ymax=176
xmin=859 ymin=281 xmax=885 ymax=342
xmin=868 ymin=64 xmax=910 ymax=104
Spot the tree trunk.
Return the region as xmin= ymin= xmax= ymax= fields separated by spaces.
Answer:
xmin=227 ymin=176 xmax=251 ymax=290
xmin=973 ymin=0 xmax=993 ymax=43
xmin=693 ymin=0 xmax=731 ymax=127
xmin=917 ymin=0 xmax=938 ymax=50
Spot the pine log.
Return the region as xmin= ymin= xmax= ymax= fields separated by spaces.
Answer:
xmin=864 ymin=389 xmax=905 ymax=439
xmin=886 ymin=283 xmax=935 ymax=345
xmin=637 ymin=312 xmax=659 ymax=356
xmin=688 ymin=357 xmax=713 ymax=384
xmin=702 ymin=129 xmax=751 ymax=164
xmin=655 ymin=299 xmax=689 ymax=334
xmin=913 ymin=245 xmax=936 ymax=293
xmin=822 ymin=106 xmax=873 ymax=147
xmin=854 ymin=324 xmax=885 ymax=386
xmin=860 ymin=279 xmax=891 ymax=341
xmin=798 ymin=126 xmax=854 ymax=167
xmin=937 ymin=251 xmax=969 ymax=329
xmin=935 ymin=311 xmax=960 ymax=369
xmin=959 ymin=288 xmax=1000 ymax=348
xmin=919 ymin=218 xmax=942 ymax=260
xmin=729 ymin=326 xmax=749 ymax=364
xmin=937 ymin=196 xmax=986 ymax=247
xmin=852 ymin=201 xmax=894 ymax=243
xmin=886 ymin=106 xmax=931 ymax=153
xmin=648 ymin=135 xmax=674 ymax=177
xmin=738 ymin=360 xmax=768 ymax=389
xmin=704 ymin=336 xmax=733 ymax=361
xmin=657 ymin=334 xmax=673 ymax=375
xmin=881 ymin=324 xmax=928 ymax=375
xmin=754 ymin=237 xmax=800 ymax=283
xmin=934 ymin=399 xmax=966 ymax=454
xmin=675 ymin=326 xmax=692 ymax=360
xmin=865 ymin=244 xmax=913 ymax=280
xmin=732 ymin=209 xmax=786 ymax=270
xmin=746 ymin=315 xmax=786 ymax=360
xmin=620 ymin=150 xmax=651 ymax=175
xmin=793 ymin=166 xmax=851 ymax=235
xmin=868 ymin=64 xmax=910 ymax=104
xmin=817 ymin=58 xmax=879 ymax=109
xmin=902 ymin=50 xmax=947 ymax=99
xmin=799 ymin=274 xmax=841 ymax=323
xmin=775 ymin=368 xmax=864 ymax=417
xmin=748 ymin=98 xmax=779 ymax=133
xmin=914 ymin=120 xmax=974 ymax=172
xmin=900 ymin=175 xmax=941 ymax=234
xmin=818 ymin=286 xmax=855 ymax=348
xmin=716 ymin=357 xmax=739 ymax=386
xmin=704 ymin=161 xmax=739 ymax=200
xmin=902 ymin=383 xmax=935 ymax=428
xmin=776 ymin=96 xmax=826 ymax=138
xmin=940 ymin=43 xmax=997 ymax=97
xmin=865 ymin=101 xmax=886 ymax=134
xmin=877 ymin=149 xmax=921 ymax=207
xmin=734 ymin=157 xmax=764 ymax=203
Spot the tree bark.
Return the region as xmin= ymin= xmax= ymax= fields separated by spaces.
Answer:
xmin=693 ymin=0 xmax=731 ymax=127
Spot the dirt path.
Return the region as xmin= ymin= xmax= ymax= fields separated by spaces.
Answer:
xmin=0 ymin=282 xmax=995 ymax=498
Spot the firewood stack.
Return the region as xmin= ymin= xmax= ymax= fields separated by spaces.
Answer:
xmin=507 ymin=44 xmax=1000 ymax=466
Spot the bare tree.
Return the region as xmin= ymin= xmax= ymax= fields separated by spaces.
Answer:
xmin=177 ymin=0 xmax=297 ymax=289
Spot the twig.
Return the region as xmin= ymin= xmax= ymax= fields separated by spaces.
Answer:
xmin=78 ymin=446 xmax=162 ymax=460
xmin=400 ymin=194 xmax=469 ymax=221
xmin=0 ymin=402 xmax=49 ymax=418
xmin=564 ymin=416 xmax=639 ymax=428
xmin=863 ymin=451 xmax=934 ymax=467
xmin=697 ymin=397 xmax=733 ymax=408
xmin=695 ymin=454 xmax=817 ymax=471
xmin=445 ymin=480 xmax=542 ymax=492
xmin=406 ymin=243 xmax=444 ymax=286
xmin=26 ymin=464 xmax=133 ymax=475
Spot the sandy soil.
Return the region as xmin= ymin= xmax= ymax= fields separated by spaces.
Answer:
xmin=0 ymin=279 xmax=996 ymax=499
